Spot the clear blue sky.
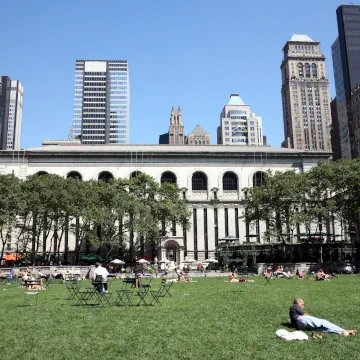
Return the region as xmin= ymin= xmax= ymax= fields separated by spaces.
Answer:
xmin=1 ymin=0 xmax=353 ymax=148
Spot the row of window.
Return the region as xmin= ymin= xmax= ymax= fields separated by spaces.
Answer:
xmin=37 ymin=171 xmax=265 ymax=190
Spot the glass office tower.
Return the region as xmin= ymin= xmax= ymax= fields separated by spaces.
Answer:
xmin=69 ymin=60 xmax=129 ymax=144
xmin=332 ymin=5 xmax=360 ymax=158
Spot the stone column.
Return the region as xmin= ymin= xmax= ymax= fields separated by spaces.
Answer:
xmin=217 ymin=207 xmax=225 ymax=240
xmin=228 ymin=207 xmax=236 ymax=237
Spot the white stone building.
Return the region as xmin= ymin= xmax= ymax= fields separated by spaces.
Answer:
xmin=0 ymin=144 xmax=332 ymax=264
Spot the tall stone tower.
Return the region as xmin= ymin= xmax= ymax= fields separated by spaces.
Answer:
xmin=168 ymin=105 xmax=185 ymax=145
xmin=281 ymin=35 xmax=332 ymax=151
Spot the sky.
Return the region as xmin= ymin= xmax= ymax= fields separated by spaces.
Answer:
xmin=1 ymin=0 xmax=355 ymax=149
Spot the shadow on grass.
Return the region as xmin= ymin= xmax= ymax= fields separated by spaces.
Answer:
xmin=281 ymin=322 xmax=295 ymax=330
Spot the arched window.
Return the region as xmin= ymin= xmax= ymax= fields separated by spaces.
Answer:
xmin=312 ymin=63 xmax=317 ymax=78
xmin=67 ymin=171 xmax=82 ymax=180
xmin=253 ymin=172 xmax=265 ymax=187
xmin=194 ymin=140 xmax=198 ymax=145
xmin=223 ymin=172 xmax=238 ymax=191
xmin=298 ymin=63 xmax=304 ymax=78
xmin=98 ymin=171 xmax=113 ymax=183
xmin=305 ymin=63 xmax=311 ymax=78
xmin=130 ymin=171 xmax=142 ymax=179
xmin=161 ymin=172 xmax=177 ymax=184
xmin=202 ymin=140 xmax=206 ymax=145
xmin=36 ymin=171 xmax=48 ymax=176
xmin=192 ymin=172 xmax=207 ymax=191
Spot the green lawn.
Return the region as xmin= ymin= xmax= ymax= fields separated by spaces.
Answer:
xmin=1 ymin=276 xmax=359 ymax=360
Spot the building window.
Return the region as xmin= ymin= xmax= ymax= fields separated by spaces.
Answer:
xmin=130 ymin=171 xmax=142 ymax=178
xmin=98 ymin=171 xmax=113 ymax=183
xmin=67 ymin=171 xmax=82 ymax=180
xmin=305 ymin=63 xmax=311 ymax=78
xmin=298 ymin=63 xmax=304 ymax=78
xmin=253 ymin=171 xmax=265 ymax=187
xmin=161 ymin=172 xmax=176 ymax=184
xmin=214 ymin=208 xmax=218 ymax=246
xmin=223 ymin=172 xmax=238 ymax=191
xmin=36 ymin=171 xmax=48 ymax=176
xmin=204 ymin=208 xmax=208 ymax=259
xmin=225 ymin=208 xmax=229 ymax=236
xmin=192 ymin=172 xmax=207 ymax=191
xmin=312 ymin=63 xmax=317 ymax=78
xmin=183 ymin=223 xmax=187 ymax=257
xmin=193 ymin=208 xmax=198 ymax=260
xmin=235 ymin=208 xmax=239 ymax=238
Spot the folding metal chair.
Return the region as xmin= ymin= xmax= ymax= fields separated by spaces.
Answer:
xmin=24 ymin=291 xmax=39 ymax=306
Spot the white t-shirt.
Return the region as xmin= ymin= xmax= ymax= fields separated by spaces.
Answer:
xmin=94 ymin=266 xmax=109 ymax=282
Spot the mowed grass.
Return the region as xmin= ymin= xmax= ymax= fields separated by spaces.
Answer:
xmin=1 ymin=276 xmax=360 ymax=360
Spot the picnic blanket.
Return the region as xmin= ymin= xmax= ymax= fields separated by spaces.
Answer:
xmin=275 ymin=329 xmax=308 ymax=341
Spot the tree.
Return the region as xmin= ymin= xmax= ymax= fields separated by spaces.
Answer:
xmin=0 ymin=174 xmax=22 ymax=262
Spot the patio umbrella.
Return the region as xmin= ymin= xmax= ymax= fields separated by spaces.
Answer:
xmin=110 ymin=259 xmax=125 ymax=265
xmin=137 ymin=259 xmax=150 ymax=264
xmin=158 ymin=259 xmax=170 ymax=263
xmin=204 ymin=258 xmax=218 ymax=263
xmin=184 ymin=258 xmax=197 ymax=263
xmin=4 ymin=254 xmax=17 ymax=261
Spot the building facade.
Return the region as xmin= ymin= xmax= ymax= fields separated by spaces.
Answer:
xmin=330 ymin=98 xmax=342 ymax=160
xmin=351 ymin=85 xmax=360 ymax=158
xmin=159 ymin=106 xmax=185 ymax=145
xmin=69 ymin=60 xmax=129 ymax=145
xmin=281 ymin=35 xmax=332 ymax=152
xmin=186 ymin=125 xmax=211 ymax=145
xmin=217 ymin=94 xmax=263 ymax=146
xmin=0 ymin=76 xmax=23 ymax=150
xmin=331 ymin=5 xmax=360 ymax=159
xmin=0 ymin=144 xmax=333 ymax=264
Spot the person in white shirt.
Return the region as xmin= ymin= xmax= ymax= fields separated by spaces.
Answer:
xmin=93 ymin=262 xmax=109 ymax=293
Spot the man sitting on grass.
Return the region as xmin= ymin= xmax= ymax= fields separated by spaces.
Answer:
xmin=289 ymin=298 xmax=357 ymax=336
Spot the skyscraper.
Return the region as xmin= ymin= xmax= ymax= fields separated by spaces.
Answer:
xmin=69 ymin=60 xmax=129 ymax=145
xmin=280 ymin=35 xmax=332 ymax=152
xmin=0 ymin=76 xmax=23 ymax=150
xmin=217 ymin=94 xmax=263 ymax=146
xmin=332 ymin=5 xmax=360 ymax=159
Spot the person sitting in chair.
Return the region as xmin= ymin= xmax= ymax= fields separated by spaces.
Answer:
xmin=93 ymin=262 xmax=109 ymax=293
xmin=263 ymin=269 xmax=273 ymax=279
xmin=289 ymin=298 xmax=357 ymax=336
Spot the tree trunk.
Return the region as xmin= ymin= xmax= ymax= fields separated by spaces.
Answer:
xmin=64 ymin=215 xmax=69 ymax=264
xmin=31 ymin=215 xmax=37 ymax=266
xmin=74 ymin=216 xmax=80 ymax=264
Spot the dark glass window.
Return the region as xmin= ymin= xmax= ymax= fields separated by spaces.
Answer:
xmin=253 ymin=172 xmax=265 ymax=187
xmin=305 ymin=63 xmax=311 ymax=78
xmin=312 ymin=63 xmax=318 ymax=78
xmin=204 ymin=208 xmax=208 ymax=259
xmin=36 ymin=171 xmax=48 ymax=176
xmin=298 ymin=63 xmax=304 ymax=78
xmin=192 ymin=172 xmax=207 ymax=191
xmin=161 ymin=172 xmax=177 ymax=184
xmin=67 ymin=171 xmax=82 ymax=180
xmin=235 ymin=208 xmax=239 ymax=238
xmin=193 ymin=209 xmax=198 ymax=260
xmin=214 ymin=208 xmax=218 ymax=246
xmin=225 ymin=208 xmax=229 ymax=236
xmin=130 ymin=171 xmax=142 ymax=178
xmin=223 ymin=172 xmax=238 ymax=190
xmin=98 ymin=171 xmax=113 ymax=183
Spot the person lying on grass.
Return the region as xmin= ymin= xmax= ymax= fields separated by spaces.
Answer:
xmin=315 ymin=269 xmax=336 ymax=281
xmin=289 ymin=298 xmax=357 ymax=336
xmin=263 ymin=269 xmax=273 ymax=279
xmin=224 ymin=274 xmax=254 ymax=283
